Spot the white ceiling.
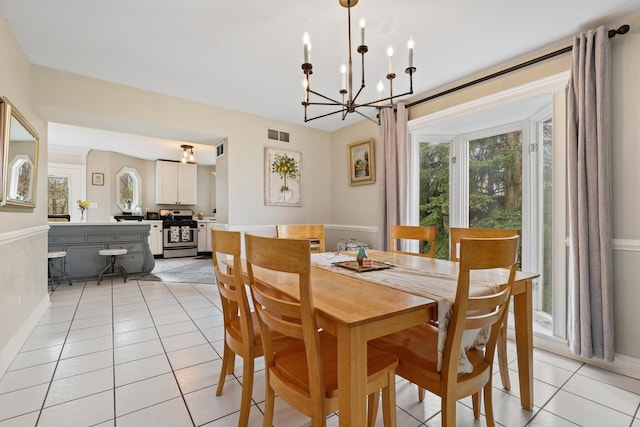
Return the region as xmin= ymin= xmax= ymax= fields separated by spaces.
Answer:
xmin=1 ymin=0 xmax=638 ymax=159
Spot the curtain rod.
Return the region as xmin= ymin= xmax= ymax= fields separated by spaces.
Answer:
xmin=406 ymin=24 xmax=630 ymax=109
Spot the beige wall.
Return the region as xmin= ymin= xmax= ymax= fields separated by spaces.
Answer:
xmin=0 ymin=9 xmax=50 ymax=373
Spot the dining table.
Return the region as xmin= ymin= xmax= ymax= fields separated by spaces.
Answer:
xmin=230 ymin=249 xmax=538 ymax=427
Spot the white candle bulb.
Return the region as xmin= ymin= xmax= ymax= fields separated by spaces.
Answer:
xmin=359 ymin=18 xmax=366 ymax=45
xmin=303 ymin=32 xmax=310 ymax=63
xmin=341 ymin=64 xmax=347 ymax=90
xmin=303 ymin=79 xmax=308 ymax=102
xmin=408 ymin=38 xmax=414 ymax=68
xmin=387 ymin=46 xmax=394 ymax=74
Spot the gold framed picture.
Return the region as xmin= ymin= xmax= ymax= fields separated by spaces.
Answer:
xmin=348 ymin=138 xmax=375 ymax=186
xmin=92 ymin=172 xmax=104 ymax=186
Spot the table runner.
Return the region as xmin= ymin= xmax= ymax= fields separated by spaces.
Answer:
xmin=311 ymin=252 xmax=500 ymax=372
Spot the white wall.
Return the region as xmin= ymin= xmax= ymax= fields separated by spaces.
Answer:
xmin=29 ymin=67 xmax=334 ymax=227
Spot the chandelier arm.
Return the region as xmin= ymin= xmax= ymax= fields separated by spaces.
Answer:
xmin=352 ymin=108 xmax=379 ymax=124
xmin=304 ymin=108 xmax=349 ymax=122
xmin=308 ymin=88 xmax=345 ymax=105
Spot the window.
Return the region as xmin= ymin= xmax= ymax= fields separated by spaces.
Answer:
xmin=408 ymin=72 xmax=569 ymax=341
xmin=48 ymin=175 xmax=69 ymax=215
xmin=116 ymin=167 xmax=141 ymax=212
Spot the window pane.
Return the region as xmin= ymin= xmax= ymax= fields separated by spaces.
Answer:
xmin=48 ymin=176 xmax=69 ymax=215
xmin=469 ymin=131 xmax=523 ymax=267
xmin=468 ymin=131 xmax=522 ymax=230
xmin=418 ymin=141 xmax=450 ymax=259
xmin=542 ymin=119 xmax=553 ymax=315
xmin=119 ymin=172 xmax=134 ymax=209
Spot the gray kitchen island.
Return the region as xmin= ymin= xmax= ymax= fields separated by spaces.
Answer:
xmin=48 ymin=222 xmax=155 ymax=281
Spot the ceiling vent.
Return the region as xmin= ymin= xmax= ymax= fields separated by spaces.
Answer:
xmin=267 ymin=128 xmax=290 ymax=143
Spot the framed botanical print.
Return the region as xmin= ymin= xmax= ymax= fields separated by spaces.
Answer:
xmin=265 ymin=147 xmax=302 ymax=206
xmin=348 ymin=138 xmax=375 ymax=186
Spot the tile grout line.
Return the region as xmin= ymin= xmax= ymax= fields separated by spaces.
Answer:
xmin=111 ymin=279 xmax=117 ymax=426
xmin=135 ymin=279 xmax=197 ymax=427
xmin=34 ymin=280 xmax=89 ymax=426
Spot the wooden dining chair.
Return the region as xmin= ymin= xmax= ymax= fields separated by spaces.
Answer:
xmin=211 ymin=229 xmax=295 ymax=427
xmin=389 ymin=225 xmax=437 ymax=258
xmin=370 ymin=236 xmax=519 ymax=427
xmin=276 ymin=224 xmax=326 ymax=253
xmin=449 ymin=227 xmax=519 ymax=391
xmin=244 ymin=233 xmax=399 ymax=427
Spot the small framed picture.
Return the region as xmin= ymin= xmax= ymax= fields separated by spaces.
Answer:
xmin=348 ymin=138 xmax=375 ymax=186
xmin=92 ymin=172 xmax=104 ymax=186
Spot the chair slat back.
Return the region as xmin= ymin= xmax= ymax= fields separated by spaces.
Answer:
xmin=276 ymin=224 xmax=326 ymax=253
xmin=449 ymin=227 xmax=519 ymax=262
xmin=442 ymin=236 xmax=519 ymax=384
xmin=389 ymin=225 xmax=437 ymax=257
xmin=244 ymin=233 xmax=323 ymax=390
xmin=210 ymin=229 xmax=254 ymax=344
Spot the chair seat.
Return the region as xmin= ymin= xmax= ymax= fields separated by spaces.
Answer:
xmin=99 ymin=248 xmax=128 ymax=256
xmin=227 ymin=311 xmax=294 ymax=350
xmin=274 ymin=331 xmax=398 ymax=398
xmin=48 ymin=251 xmax=67 ymax=259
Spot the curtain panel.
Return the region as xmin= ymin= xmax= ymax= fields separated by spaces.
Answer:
xmin=567 ymin=26 xmax=614 ymax=361
xmin=377 ymin=104 xmax=408 ymax=250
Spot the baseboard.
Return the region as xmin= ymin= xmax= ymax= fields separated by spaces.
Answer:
xmin=0 ymin=294 xmax=51 ymax=376
xmin=508 ymin=329 xmax=640 ymax=380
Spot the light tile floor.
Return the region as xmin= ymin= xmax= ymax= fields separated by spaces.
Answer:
xmin=1 ymin=258 xmax=640 ymax=426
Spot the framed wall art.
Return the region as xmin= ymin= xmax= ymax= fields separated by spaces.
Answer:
xmin=265 ymin=147 xmax=302 ymax=206
xmin=348 ymin=138 xmax=375 ymax=186
xmin=92 ymin=172 xmax=104 ymax=186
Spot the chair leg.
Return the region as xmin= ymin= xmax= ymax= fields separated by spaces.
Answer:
xmin=216 ymin=343 xmax=234 ymax=396
xmin=484 ymin=379 xmax=496 ymax=427
xmin=441 ymin=394 xmax=457 ymax=427
xmin=382 ymin=371 xmax=397 ymax=427
xmin=497 ymin=322 xmax=511 ymax=390
xmin=262 ymin=381 xmax=276 ymax=427
xmin=472 ymin=391 xmax=481 ymax=419
xmin=97 ymin=258 xmax=113 ymax=284
xmin=367 ymin=391 xmax=379 ymax=427
xmin=238 ymin=357 xmax=255 ymax=427
xmin=113 ymin=259 xmax=127 ymax=282
xmin=418 ymin=385 xmax=425 ymax=402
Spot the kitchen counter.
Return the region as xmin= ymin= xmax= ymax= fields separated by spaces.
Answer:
xmin=48 ymin=223 xmax=155 ymax=280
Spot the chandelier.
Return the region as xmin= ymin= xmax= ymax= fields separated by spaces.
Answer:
xmin=180 ymin=144 xmax=194 ymax=164
xmin=301 ymin=0 xmax=416 ymax=124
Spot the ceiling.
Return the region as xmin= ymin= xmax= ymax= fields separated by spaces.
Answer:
xmin=1 ymin=0 xmax=638 ymax=160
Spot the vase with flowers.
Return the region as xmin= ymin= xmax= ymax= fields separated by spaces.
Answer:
xmin=76 ymin=199 xmax=89 ymax=222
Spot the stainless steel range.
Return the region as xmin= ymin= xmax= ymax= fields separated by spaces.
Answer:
xmin=160 ymin=209 xmax=198 ymax=258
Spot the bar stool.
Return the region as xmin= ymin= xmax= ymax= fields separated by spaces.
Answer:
xmin=47 ymin=251 xmax=72 ymax=289
xmin=98 ymin=248 xmax=128 ymax=284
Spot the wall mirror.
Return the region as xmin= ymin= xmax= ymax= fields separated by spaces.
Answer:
xmin=1 ymin=97 xmax=40 ymax=209
xmin=116 ymin=166 xmax=141 ymax=213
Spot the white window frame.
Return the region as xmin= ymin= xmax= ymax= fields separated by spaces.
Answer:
xmin=48 ymin=163 xmax=87 ymax=223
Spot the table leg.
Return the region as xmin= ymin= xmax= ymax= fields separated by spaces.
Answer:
xmin=337 ymin=323 xmax=367 ymax=427
xmin=513 ymin=279 xmax=534 ymax=410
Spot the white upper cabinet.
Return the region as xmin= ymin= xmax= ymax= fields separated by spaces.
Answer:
xmin=156 ymin=160 xmax=197 ymax=205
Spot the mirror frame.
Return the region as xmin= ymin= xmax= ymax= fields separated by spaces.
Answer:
xmin=0 ymin=97 xmax=40 ymax=209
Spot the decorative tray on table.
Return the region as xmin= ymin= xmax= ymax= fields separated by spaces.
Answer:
xmin=332 ymin=260 xmax=391 ymax=273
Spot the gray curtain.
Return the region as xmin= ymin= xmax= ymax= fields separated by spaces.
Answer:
xmin=567 ymin=26 xmax=614 ymax=361
xmin=377 ymin=103 xmax=408 ymax=250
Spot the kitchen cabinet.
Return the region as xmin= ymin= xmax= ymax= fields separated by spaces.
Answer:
xmin=156 ymin=160 xmax=198 ymax=205
xmin=197 ymin=220 xmax=216 ymax=253
xmin=143 ymin=220 xmax=163 ymax=256
xmin=48 ymin=223 xmax=155 ymax=280
xmin=197 ymin=221 xmax=208 ymax=253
